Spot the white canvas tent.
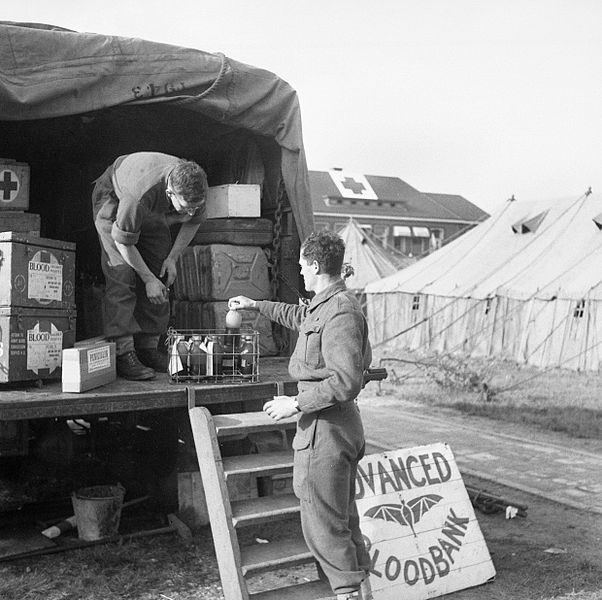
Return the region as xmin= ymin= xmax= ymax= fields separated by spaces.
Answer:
xmin=365 ymin=192 xmax=602 ymax=371
xmin=337 ymin=218 xmax=403 ymax=291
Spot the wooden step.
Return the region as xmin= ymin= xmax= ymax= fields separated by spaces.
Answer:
xmin=241 ymin=537 xmax=313 ymax=576
xmin=214 ymin=412 xmax=297 ymax=437
xmin=231 ymin=493 xmax=299 ymax=527
xmin=250 ymin=579 xmax=334 ymax=600
xmin=223 ymin=450 xmax=294 ymax=478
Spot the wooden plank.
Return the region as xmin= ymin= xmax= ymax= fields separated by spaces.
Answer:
xmin=223 ymin=451 xmax=294 ymax=477
xmin=188 ymin=402 xmax=248 ymax=600
xmin=241 ymin=537 xmax=312 ymax=575
xmin=0 ymin=357 xmax=296 ymax=420
xmin=215 ymin=412 xmax=297 ymax=437
xmin=231 ymin=494 xmax=300 ymax=528
xmin=249 ymin=580 xmax=333 ymax=600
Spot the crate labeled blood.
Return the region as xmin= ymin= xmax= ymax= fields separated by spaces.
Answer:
xmin=0 ymin=232 xmax=76 ymax=309
xmin=0 ymin=308 xmax=76 ymax=383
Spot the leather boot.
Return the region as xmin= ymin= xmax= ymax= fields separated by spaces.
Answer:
xmin=137 ymin=347 xmax=168 ymax=373
xmin=117 ymin=351 xmax=156 ymax=380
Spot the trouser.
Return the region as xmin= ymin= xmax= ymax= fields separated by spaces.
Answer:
xmin=293 ymin=402 xmax=370 ymax=595
xmin=92 ymin=169 xmax=171 ymax=353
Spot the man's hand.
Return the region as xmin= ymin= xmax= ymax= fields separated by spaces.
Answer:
xmin=228 ymin=296 xmax=257 ymax=310
xmin=146 ymin=279 xmax=169 ymax=304
xmin=263 ymin=395 xmax=299 ymax=421
xmin=160 ymin=257 xmax=178 ymax=287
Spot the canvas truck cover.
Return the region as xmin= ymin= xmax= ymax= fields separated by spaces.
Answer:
xmin=0 ymin=22 xmax=314 ymax=238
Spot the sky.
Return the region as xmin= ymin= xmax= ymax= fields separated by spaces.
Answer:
xmin=4 ymin=0 xmax=602 ymax=213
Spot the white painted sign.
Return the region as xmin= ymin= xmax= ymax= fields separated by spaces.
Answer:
xmin=328 ymin=170 xmax=378 ymax=200
xmin=356 ymin=443 xmax=496 ymax=599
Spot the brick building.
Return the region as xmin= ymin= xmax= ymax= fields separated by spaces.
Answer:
xmin=310 ymin=168 xmax=488 ymax=257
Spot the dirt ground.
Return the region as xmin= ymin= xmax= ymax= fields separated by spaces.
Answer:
xmin=1 ymin=385 xmax=601 ymax=599
xmin=1 ymin=467 xmax=601 ymax=600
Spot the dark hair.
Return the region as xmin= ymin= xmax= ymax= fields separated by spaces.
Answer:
xmin=170 ymin=160 xmax=208 ymax=205
xmin=301 ymin=230 xmax=346 ymax=276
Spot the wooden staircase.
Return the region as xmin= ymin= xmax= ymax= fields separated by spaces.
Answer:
xmin=188 ymin=389 xmax=334 ymax=600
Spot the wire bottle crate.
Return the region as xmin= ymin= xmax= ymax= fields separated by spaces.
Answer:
xmin=166 ymin=327 xmax=259 ymax=384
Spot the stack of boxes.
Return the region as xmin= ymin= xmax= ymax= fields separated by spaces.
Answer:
xmin=172 ymin=184 xmax=277 ymax=356
xmin=0 ymin=159 xmax=77 ymax=383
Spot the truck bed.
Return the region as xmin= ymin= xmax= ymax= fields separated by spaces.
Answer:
xmin=0 ymin=357 xmax=297 ymax=421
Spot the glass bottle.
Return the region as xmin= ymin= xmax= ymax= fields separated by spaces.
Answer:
xmin=239 ymin=334 xmax=255 ymax=377
xmin=206 ymin=334 xmax=223 ymax=377
xmin=188 ymin=335 xmax=206 ymax=377
xmin=176 ymin=337 xmax=190 ymax=376
xmin=222 ymin=331 xmax=237 ymax=376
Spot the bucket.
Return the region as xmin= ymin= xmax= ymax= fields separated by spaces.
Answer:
xmin=71 ymin=484 xmax=125 ymax=541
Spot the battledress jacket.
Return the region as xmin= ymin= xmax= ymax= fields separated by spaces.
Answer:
xmin=255 ymin=279 xmax=372 ymax=413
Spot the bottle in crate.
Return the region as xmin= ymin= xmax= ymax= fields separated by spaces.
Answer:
xmin=239 ymin=334 xmax=255 ymax=377
xmin=189 ymin=335 xmax=206 ymax=377
xmin=172 ymin=336 xmax=190 ymax=376
xmin=222 ymin=330 xmax=239 ymax=376
xmin=205 ymin=334 xmax=223 ymax=377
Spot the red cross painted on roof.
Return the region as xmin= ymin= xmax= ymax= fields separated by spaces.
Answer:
xmin=0 ymin=170 xmax=19 ymax=202
xmin=341 ymin=177 xmax=366 ymax=195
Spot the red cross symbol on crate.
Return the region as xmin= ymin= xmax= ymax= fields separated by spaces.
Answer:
xmin=0 ymin=170 xmax=19 ymax=202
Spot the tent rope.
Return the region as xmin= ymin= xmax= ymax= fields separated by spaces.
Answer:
xmin=495 ymin=335 xmax=602 ymax=394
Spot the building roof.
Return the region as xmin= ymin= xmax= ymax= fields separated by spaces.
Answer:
xmin=424 ymin=192 xmax=489 ymax=222
xmin=310 ymin=170 xmax=487 ymax=224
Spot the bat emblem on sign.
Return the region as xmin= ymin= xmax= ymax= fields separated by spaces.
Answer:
xmin=364 ymin=494 xmax=443 ymax=537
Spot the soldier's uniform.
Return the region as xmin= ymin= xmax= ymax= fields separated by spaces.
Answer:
xmin=256 ymin=279 xmax=372 ymax=597
xmin=92 ymin=152 xmax=204 ymax=355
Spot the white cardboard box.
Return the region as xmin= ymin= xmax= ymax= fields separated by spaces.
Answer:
xmin=62 ymin=338 xmax=116 ymax=393
xmin=205 ymin=184 xmax=260 ymax=219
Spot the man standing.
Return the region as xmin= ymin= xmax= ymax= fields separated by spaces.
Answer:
xmin=229 ymin=231 xmax=373 ymax=600
xmin=92 ymin=152 xmax=207 ymax=380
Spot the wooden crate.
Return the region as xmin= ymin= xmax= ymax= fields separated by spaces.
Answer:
xmin=0 ymin=232 xmax=76 ymax=310
xmin=205 ymin=184 xmax=260 ymax=219
xmin=0 ymin=307 xmax=76 ymax=383
xmin=0 ymin=211 xmax=40 ymax=236
xmin=191 ymin=217 xmax=272 ymax=247
xmin=0 ymin=159 xmax=30 ymax=211
xmin=62 ymin=337 xmax=116 ymax=393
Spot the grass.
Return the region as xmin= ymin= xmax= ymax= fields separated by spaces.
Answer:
xmin=0 ymin=533 xmax=223 ymax=600
xmin=375 ymin=350 xmax=602 ymax=441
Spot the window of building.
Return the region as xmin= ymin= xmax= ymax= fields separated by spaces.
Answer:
xmin=411 ymin=226 xmax=430 ymax=255
xmin=574 ymin=299 xmax=585 ymax=318
xmin=430 ymin=228 xmax=444 ymax=249
xmin=412 ymin=295 xmax=421 ymax=311
xmin=392 ymin=225 xmax=412 ymax=254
